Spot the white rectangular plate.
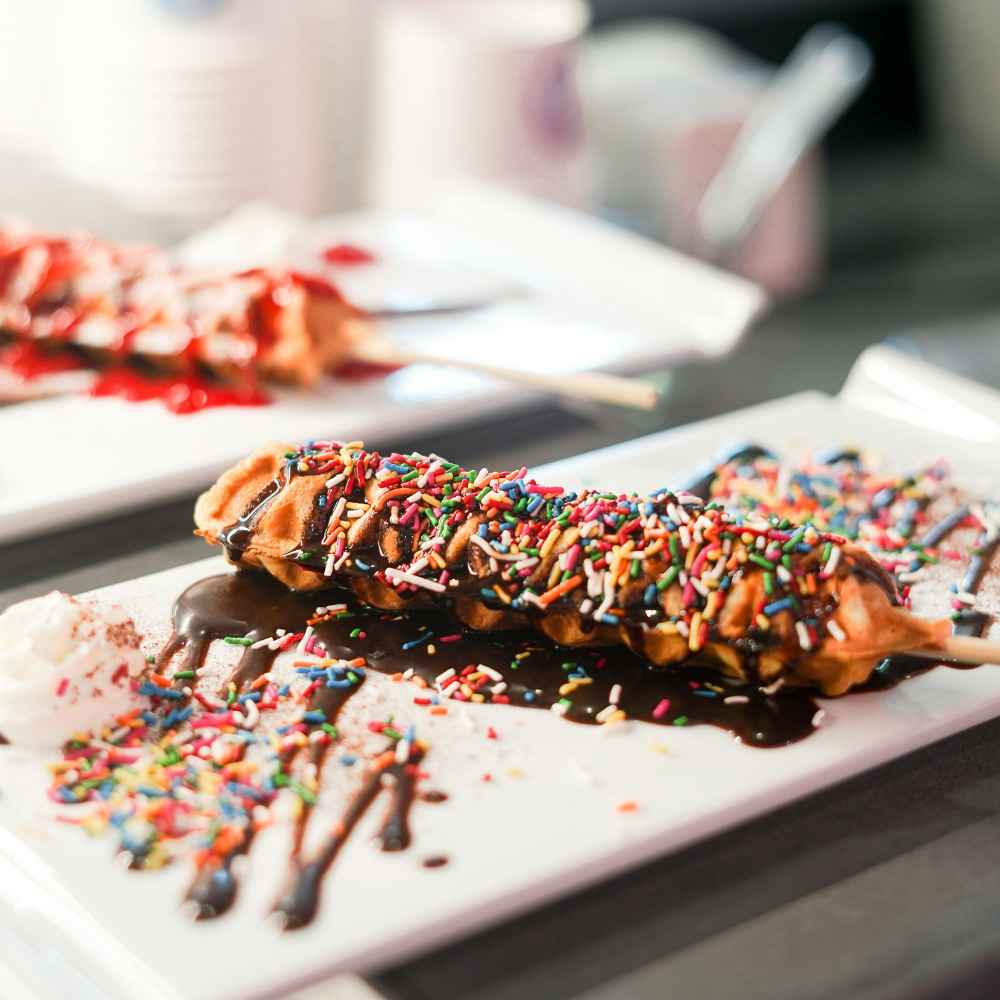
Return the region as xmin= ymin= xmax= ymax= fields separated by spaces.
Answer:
xmin=0 ymin=191 xmax=763 ymax=545
xmin=3 ymin=390 xmax=1000 ymax=1000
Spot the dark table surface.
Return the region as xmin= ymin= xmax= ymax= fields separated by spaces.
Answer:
xmin=7 ymin=147 xmax=1000 ymax=1000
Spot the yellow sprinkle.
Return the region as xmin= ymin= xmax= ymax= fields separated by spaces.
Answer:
xmin=689 ymin=612 xmax=704 ymax=652
xmin=507 ymin=768 xmax=525 ymax=779
xmin=539 ymin=527 xmax=562 ymax=559
xmin=755 ymin=613 xmax=770 ymax=631
xmin=649 ymin=741 xmax=671 ymax=755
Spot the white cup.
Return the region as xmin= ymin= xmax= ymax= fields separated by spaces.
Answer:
xmin=369 ymin=0 xmax=591 ymax=210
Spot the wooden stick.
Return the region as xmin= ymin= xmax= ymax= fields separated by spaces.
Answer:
xmin=906 ymin=634 xmax=1000 ymax=666
xmin=350 ymin=337 xmax=660 ymax=411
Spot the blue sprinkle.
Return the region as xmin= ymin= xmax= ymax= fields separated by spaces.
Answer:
xmin=693 ymin=689 xmax=717 ymax=698
xmin=303 ymin=710 xmax=326 ymax=724
xmin=523 ymin=691 xmax=536 ymax=702
xmin=355 ymin=558 xmax=371 ymax=572
xmin=763 ymin=597 xmax=794 ymax=616
xmin=238 ymin=692 xmax=262 ymax=704
xmin=141 ymin=711 xmax=159 ymax=726
xmin=478 ymin=524 xmax=489 ymax=537
xmin=340 ymin=754 xmax=358 ymax=766
xmin=481 ymin=588 xmax=499 ymax=601
xmin=279 ymin=685 xmax=291 ymax=696
xmin=385 ymin=462 xmax=411 ymax=473
xmin=597 ymin=613 xmax=619 ymax=626
xmin=138 ymin=681 xmax=183 ymax=700
xmin=643 ymin=584 xmax=658 ymax=607
xmin=137 ymin=785 xmax=167 ymax=798
xmin=402 ymin=632 xmax=434 ymax=650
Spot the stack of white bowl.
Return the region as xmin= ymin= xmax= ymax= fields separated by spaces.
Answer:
xmin=52 ymin=0 xmax=321 ymax=224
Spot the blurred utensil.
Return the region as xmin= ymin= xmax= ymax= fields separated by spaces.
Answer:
xmin=695 ymin=23 xmax=872 ymax=261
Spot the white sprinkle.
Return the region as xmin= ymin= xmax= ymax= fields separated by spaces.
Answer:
xmin=822 ymin=546 xmax=842 ymax=578
xmin=609 ymin=683 xmax=622 ymax=705
xmin=595 ymin=704 xmax=619 ymax=724
xmin=812 ymin=709 xmax=827 ymax=728
xmin=334 ymin=551 xmax=351 ymax=572
xmin=324 ymin=553 xmax=336 ymax=577
xmin=491 ymin=681 xmax=508 ymax=695
xmin=435 ymin=668 xmax=456 ymax=686
xmin=402 ymin=667 xmax=415 ymax=680
xmin=395 ymin=738 xmax=410 ymax=764
xmin=441 ymin=680 xmax=460 ymax=699
xmin=795 ymin=620 xmax=813 ymax=651
xmin=724 ymin=695 xmax=750 ymax=705
xmin=240 ymin=700 xmax=260 ymax=729
xmin=760 ymin=677 xmax=785 ymax=696
xmin=579 ymin=598 xmax=594 ymax=615
xmin=325 ymin=473 xmax=345 ymax=489
xmin=550 ymin=701 xmax=569 ymax=717
xmin=385 ymin=567 xmax=447 ymax=593
xmin=776 ymin=565 xmax=792 ymax=584
xmin=477 ymin=664 xmax=503 ymax=682
xmin=826 ymin=619 xmax=847 ymax=642
xmin=955 ymin=590 xmax=977 ymax=606
xmin=251 ymin=635 xmax=275 ymax=650
xmin=297 ymin=626 xmax=314 ymax=655
xmin=897 ymin=570 xmax=922 ymax=584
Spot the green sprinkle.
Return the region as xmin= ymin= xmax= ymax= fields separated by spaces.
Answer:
xmin=673 ymin=715 xmax=689 ymax=726
xmin=782 ymin=527 xmax=805 ymax=552
xmin=384 ymin=727 xmax=403 ymax=741
xmin=763 ymin=572 xmax=775 ymax=596
xmin=322 ymin=723 xmax=338 ymax=739
xmin=224 ymin=636 xmax=252 ymax=646
xmin=658 ymin=565 xmax=681 ymax=589
xmin=349 ymin=628 xmax=362 ymax=639
xmin=290 ymin=780 xmax=317 ymax=805
xmin=822 ymin=541 xmax=832 ymax=563
xmin=173 ymin=670 xmax=196 ymax=680
xmin=749 ymin=553 xmax=775 ymax=571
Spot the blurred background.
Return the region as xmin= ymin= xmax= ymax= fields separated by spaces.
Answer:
xmin=4 ymin=0 xmax=1000 ymax=453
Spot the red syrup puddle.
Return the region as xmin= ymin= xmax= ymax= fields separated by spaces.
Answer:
xmin=0 ymin=341 xmax=88 ymax=379
xmin=89 ymin=367 xmax=271 ymax=415
xmin=321 ymin=243 xmax=377 ymax=266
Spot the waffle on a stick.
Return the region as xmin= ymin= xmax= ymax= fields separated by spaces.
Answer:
xmin=194 ymin=441 xmax=951 ymax=696
xmin=0 ymin=225 xmax=366 ymax=387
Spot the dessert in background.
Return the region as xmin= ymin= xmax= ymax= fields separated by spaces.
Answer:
xmin=0 ymin=223 xmax=366 ymax=412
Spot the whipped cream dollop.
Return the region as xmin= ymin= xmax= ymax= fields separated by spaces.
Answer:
xmin=0 ymin=591 xmax=145 ymax=750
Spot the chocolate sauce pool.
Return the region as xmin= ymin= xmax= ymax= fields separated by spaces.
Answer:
xmin=170 ymin=572 xmax=825 ymax=749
